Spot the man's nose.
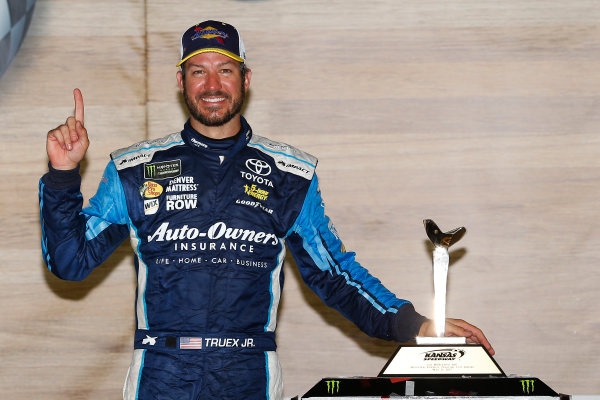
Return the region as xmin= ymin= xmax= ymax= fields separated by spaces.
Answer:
xmin=205 ymin=71 xmax=222 ymax=91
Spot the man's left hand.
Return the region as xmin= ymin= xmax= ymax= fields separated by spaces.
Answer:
xmin=418 ymin=318 xmax=495 ymax=355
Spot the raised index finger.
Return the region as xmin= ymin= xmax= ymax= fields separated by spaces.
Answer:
xmin=73 ymin=88 xmax=84 ymax=125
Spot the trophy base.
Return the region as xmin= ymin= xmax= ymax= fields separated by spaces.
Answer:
xmin=301 ymin=376 xmax=565 ymax=399
xmin=378 ymin=342 xmax=504 ymax=377
xmin=300 ymin=339 xmax=565 ymax=399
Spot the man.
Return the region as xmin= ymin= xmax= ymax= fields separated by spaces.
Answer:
xmin=40 ymin=20 xmax=493 ymax=400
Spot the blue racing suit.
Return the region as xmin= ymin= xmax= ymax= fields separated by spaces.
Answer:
xmin=39 ymin=116 xmax=427 ymax=400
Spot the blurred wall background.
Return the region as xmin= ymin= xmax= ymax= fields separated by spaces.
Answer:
xmin=1 ymin=0 xmax=599 ymax=398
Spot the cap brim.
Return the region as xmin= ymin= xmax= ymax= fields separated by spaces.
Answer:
xmin=177 ymin=48 xmax=245 ymax=66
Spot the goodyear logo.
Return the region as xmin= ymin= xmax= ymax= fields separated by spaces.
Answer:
xmin=192 ymin=26 xmax=228 ymax=43
xmin=144 ymin=160 xmax=181 ymax=180
xmin=139 ymin=181 xmax=163 ymax=198
xmin=325 ymin=380 xmax=340 ymax=394
xmin=521 ymin=379 xmax=535 ymax=394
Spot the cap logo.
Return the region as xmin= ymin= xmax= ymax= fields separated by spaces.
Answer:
xmin=192 ymin=26 xmax=229 ymax=44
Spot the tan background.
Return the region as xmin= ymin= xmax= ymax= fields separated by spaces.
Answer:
xmin=1 ymin=0 xmax=599 ymax=398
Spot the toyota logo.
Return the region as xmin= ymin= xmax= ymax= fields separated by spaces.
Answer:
xmin=246 ymin=159 xmax=272 ymax=176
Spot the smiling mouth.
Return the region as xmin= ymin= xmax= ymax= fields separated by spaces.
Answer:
xmin=202 ymin=97 xmax=226 ymax=103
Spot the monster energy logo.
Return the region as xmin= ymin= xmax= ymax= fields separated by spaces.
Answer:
xmin=326 ymin=380 xmax=340 ymax=394
xmin=144 ymin=160 xmax=181 ymax=179
xmin=145 ymin=164 xmax=156 ymax=177
xmin=521 ymin=379 xmax=535 ymax=394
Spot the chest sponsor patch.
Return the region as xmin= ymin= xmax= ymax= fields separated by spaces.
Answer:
xmin=139 ymin=181 xmax=163 ymax=198
xmin=144 ymin=199 xmax=159 ymax=215
xmin=243 ymin=184 xmax=269 ymax=201
xmin=245 ymin=158 xmax=272 ymax=176
xmin=144 ymin=160 xmax=182 ymax=180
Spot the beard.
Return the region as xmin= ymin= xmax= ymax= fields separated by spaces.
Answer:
xmin=183 ymin=82 xmax=245 ymax=127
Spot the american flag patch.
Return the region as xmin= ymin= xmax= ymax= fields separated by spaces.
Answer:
xmin=180 ymin=337 xmax=203 ymax=349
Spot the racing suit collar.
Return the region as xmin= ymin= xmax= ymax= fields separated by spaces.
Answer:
xmin=181 ymin=116 xmax=252 ymax=163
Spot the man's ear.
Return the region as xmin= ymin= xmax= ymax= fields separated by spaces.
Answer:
xmin=176 ymin=70 xmax=184 ymax=93
xmin=244 ymin=68 xmax=252 ymax=92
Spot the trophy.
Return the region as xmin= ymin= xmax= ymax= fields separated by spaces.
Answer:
xmin=300 ymin=219 xmax=564 ymax=399
xmin=378 ymin=219 xmax=503 ymax=377
xmin=417 ymin=219 xmax=466 ymax=343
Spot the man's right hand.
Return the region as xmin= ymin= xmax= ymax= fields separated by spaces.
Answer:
xmin=46 ymin=88 xmax=89 ymax=170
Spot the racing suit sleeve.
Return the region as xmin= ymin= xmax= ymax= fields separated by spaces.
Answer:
xmin=39 ymin=161 xmax=130 ymax=281
xmin=286 ymin=175 xmax=428 ymax=342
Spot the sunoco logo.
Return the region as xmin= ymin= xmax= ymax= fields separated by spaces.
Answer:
xmin=521 ymin=380 xmax=535 ymax=394
xmin=246 ymin=159 xmax=271 ymax=176
xmin=325 ymin=380 xmax=339 ymax=394
xmin=422 ymin=348 xmax=465 ymax=361
xmin=192 ymin=26 xmax=228 ymax=42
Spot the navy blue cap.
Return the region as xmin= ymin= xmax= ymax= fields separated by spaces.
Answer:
xmin=178 ymin=20 xmax=246 ymax=67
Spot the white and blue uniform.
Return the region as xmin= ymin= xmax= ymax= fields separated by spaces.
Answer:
xmin=39 ymin=116 xmax=426 ymax=400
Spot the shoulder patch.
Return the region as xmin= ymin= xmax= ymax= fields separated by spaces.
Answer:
xmin=248 ymin=135 xmax=318 ymax=180
xmin=111 ymin=132 xmax=184 ymax=170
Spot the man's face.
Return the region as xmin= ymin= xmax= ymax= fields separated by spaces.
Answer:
xmin=177 ymin=52 xmax=251 ymax=127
